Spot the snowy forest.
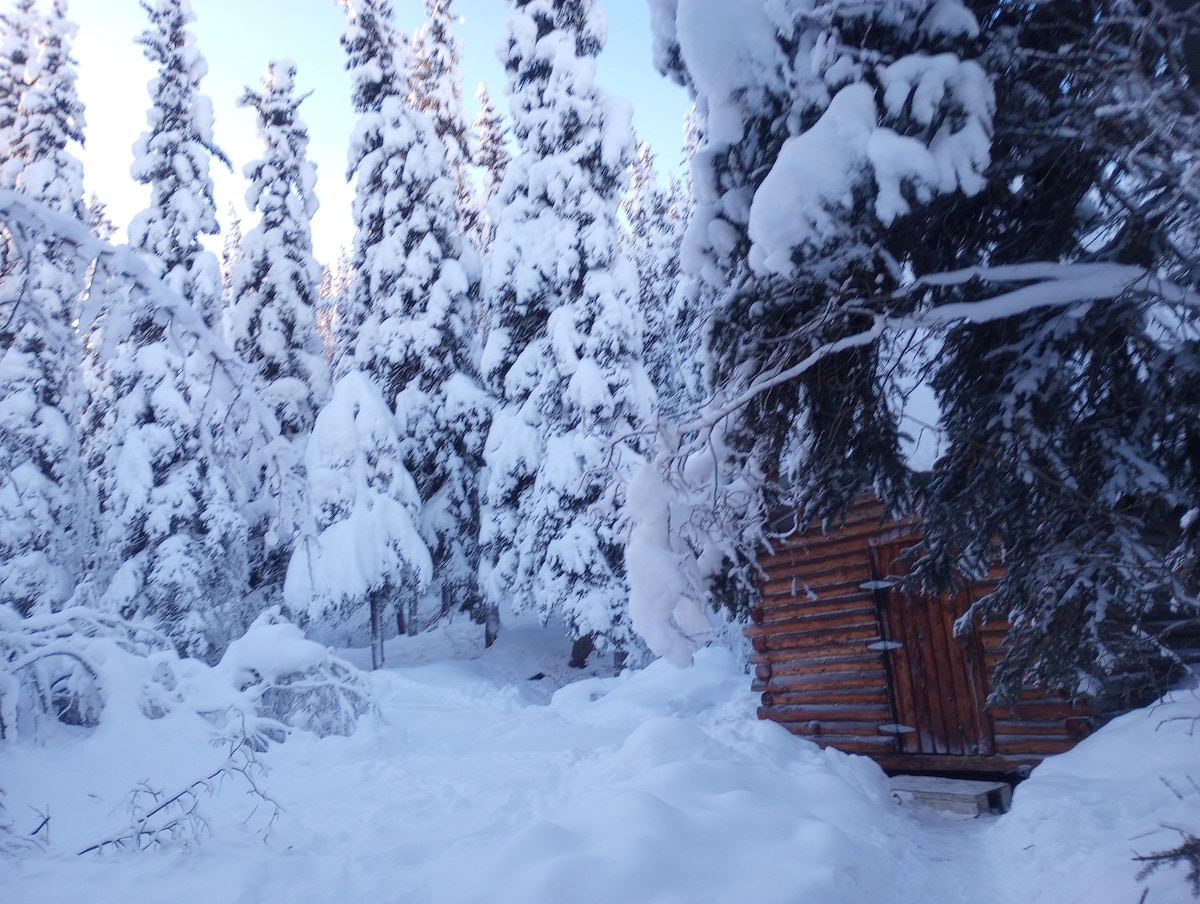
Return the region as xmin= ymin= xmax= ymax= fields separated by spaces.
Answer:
xmin=4 ymin=0 xmax=1200 ymax=899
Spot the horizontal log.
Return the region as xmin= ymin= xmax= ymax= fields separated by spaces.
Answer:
xmin=756 ymin=674 xmax=890 ymax=697
xmin=755 ymin=678 xmax=889 ymax=699
xmin=988 ymin=701 xmax=1089 ymax=722
xmin=756 ymin=665 xmax=888 ymax=689
xmin=759 ymin=537 xmax=878 ymax=572
xmin=869 ymin=752 xmax=1043 ymax=774
xmin=753 ymin=681 xmax=888 ymax=705
xmin=758 ymin=696 xmax=892 ymax=715
xmin=758 ymin=574 xmax=875 ymax=603
xmin=987 ymin=719 xmax=1089 ymax=738
xmin=993 ymin=736 xmax=1079 ymax=755
xmin=764 ymin=501 xmax=894 ymax=541
xmin=752 ymin=593 xmax=878 ymax=618
xmin=760 ymin=534 xmax=880 ymax=565
xmin=750 ymin=642 xmax=890 ymax=666
xmin=756 ymin=594 xmax=879 ymax=621
xmin=794 ymin=736 xmax=899 ymax=755
xmin=744 ymin=606 xmax=879 ymax=638
xmin=751 ymin=621 xmax=881 ymax=654
xmin=749 ymin=650 xmax=886 ymax=677
xmin=758 ymin=571 xmax=866 ymax=597
xmin=758 ymin=696 xmax=892 ymax=720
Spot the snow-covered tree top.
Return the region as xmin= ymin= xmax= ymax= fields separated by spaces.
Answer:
xmin=0 ymin=0 xmax=87 ymax=216
xmin=409 ymin=0 xmax=468 ymax=166
xmin=238 ymin=58 xmax=319 ymax=225
xmin=501 ymin=0 xmax=613 ymax=158
xmin=129 ymin=0 xmax=229 ymax=329
xmin=134 ymin=0 xmax=221 ymax=157
xmin=340 ymin=0 xmax=407 ymax=116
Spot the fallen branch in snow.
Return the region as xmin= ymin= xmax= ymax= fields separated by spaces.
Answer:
xmin=77 ymin=738 xmax=280 ymax=856
xmin=0 ymin=792 xmax=46 ymax=857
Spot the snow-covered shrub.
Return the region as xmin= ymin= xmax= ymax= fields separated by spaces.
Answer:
xmin=0 ymin=604 xmax=374 ymax=745
xmin=1 ymin=606 xmax=370 ymax=856
xmin=213 ymin=607 xmax=374 ymax=742
xmin=0 ymin=604 xmax=169 ymax=741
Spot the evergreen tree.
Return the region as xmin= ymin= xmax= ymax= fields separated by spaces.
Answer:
xmin=339 ymin=0 xmax=489 ymax=639
xmin=644 ymin=0 xmax=993 ymax=622
xmin=2 ymin=0 xmax=84 ymax=213
xmin=285 ymin=372 xmax=430 ymax=670
xmin=219 ymin=203 xmax=242 ymax=306
xmin=315 ymin=246 xmax=351 ymax=363
xmin=909 ymin=0 xmax=1200 ymax=699
xmin=77 ymin=0 xmax=276 ymax=661
xmin=622 ymin=140 xmax=688 ymax=415
xmin=482 ymin=0 xmax=653 ymax=657
xmin=409 ymin=0 xmax=479 ymax=242
xmin=128 ymin=0 xmax=229 ymax=332
xmin=82 ymin=256 xmax=251 ymax=662
xmin=86 ymin=191 xmax=116 ymax=241
xmin=0 ymin=0 xmax=91 ymax=616
xmin=646 ymin=0 xmax=1200 ymax=693
xmin=226 ymin=59 xmax=329 ymax=612
xmin=469 ymin=82 xmax=508 ymax=250
xmin=229 ymin=58 xmax=327 ymax=444
xmin=0 ymin=0 xmax=37 ymax=181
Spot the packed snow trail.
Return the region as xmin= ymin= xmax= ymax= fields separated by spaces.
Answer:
xmin=3 ymin=623 xmax=1198 ymax=903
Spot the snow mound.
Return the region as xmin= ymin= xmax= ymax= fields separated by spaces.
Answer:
xmin=990 ymin=683 xmax=1200 ymax=902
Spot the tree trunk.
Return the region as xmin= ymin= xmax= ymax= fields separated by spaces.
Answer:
xmin=569 ymin=633 xmax=595 ymax=668
xmin=484 ymin=603 xmax=500 ymax=648
xmin=370 ymin=589 xmax=385 ymax=670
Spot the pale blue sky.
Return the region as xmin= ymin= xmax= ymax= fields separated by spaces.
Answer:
xmin=66 ymin=0 xmax=691 ymax=264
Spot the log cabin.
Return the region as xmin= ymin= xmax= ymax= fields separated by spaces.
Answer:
xmin=748 ymin=494 xmax=1097 ymax=776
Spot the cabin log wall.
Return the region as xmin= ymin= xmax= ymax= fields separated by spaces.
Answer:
xmin=750 ymin=495 xmax=1092 ymax=772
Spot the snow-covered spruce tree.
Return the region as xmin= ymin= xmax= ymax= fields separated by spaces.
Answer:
xmin=315 ymin=246 xmax=351 ymax=363
xmin=229 ymin=59 xmax=328 ymax=443
xmin=82 ymin=249 xmax=253 ymax=663
xmin=338 ymin=0 xmax=490 ymax=640
xmin=218 ymin=203 xmax=242 ymax=306
xmin=285 ymin=372 xmax=430 ymax=670
xmin=0 ymin=0 xmax=92 ymax=617
xmin=642 ymin=0 xmax=992 ymax=629
xmin=80 ymin=0 xmax=256 ymax=662
xmin=906 ymin=0 xmax=1200 ymax=700
xmin=0 ymin=0 xmax=37 ymax=179
xmin=86 ymin=191 xmax=116 ymax=241
xmin=622 ymin=140 xmax=689 ymax=416
xmin=481 ymin=0 xmax=653 ymax=659
xmin=645 ymin=0 xmax=1200 ymax=693
xmin=128 ymin=0 xmax=229 ymax=332
xmin=408 ymin=0 xmax=480 ymax=244
xmin=2 ymin=0 xmax=84 ymax=214
xmin=469 ymin=82 xmax=509 ymax=251
xmin=226 ymin=59 xmax=329 ymax=612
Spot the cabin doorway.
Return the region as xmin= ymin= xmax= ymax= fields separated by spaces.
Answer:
xmin=869 ymin=537 xmax=994 ymax=757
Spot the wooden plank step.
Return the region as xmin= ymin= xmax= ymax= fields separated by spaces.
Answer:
xmin=889 ymin=775 xmax=1013 ymax=816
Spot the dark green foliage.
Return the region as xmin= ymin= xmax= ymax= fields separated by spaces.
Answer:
xmin=1136 ymin=830 xmax=1200 ymax=897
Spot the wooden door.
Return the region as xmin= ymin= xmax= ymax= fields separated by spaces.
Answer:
xmin=869 ymin=538 xmax=994 ymax=757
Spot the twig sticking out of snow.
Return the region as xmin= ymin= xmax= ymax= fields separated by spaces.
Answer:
xmin=77 ymin=737 xmax=279 ymax=856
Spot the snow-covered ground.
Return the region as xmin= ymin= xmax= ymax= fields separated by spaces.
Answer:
xmin=3 ymin=620 xmax=1198 ymax=903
